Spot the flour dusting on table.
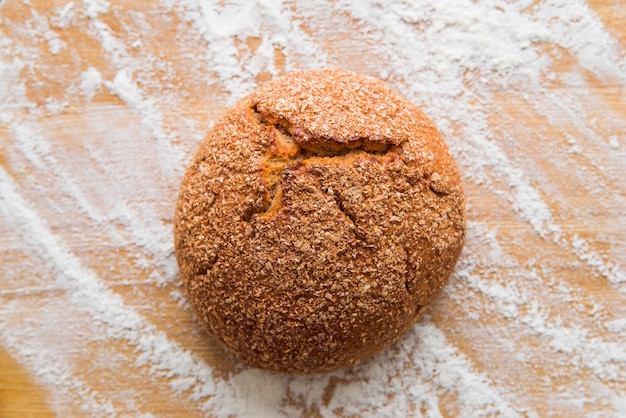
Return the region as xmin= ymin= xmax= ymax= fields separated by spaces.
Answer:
xmin=0 ymin=0 xmax=625 ymax=416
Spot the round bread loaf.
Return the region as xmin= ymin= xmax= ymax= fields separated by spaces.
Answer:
xmin=174 ymin=69 xmax=465 ymax=374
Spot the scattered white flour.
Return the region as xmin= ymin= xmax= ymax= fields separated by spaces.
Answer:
xmin=79 ymin=67 xmax=103 ymax=102
xmin=1 ymin=0 xmax=625 ymax=417
xmin=608 ymin=135 xmax=620 ymax=149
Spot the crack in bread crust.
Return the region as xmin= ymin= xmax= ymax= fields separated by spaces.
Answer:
xmin=247 ymin=104 xmax=404 ymax=221
xmin=319 ymin=184 xmax=368 ymax=243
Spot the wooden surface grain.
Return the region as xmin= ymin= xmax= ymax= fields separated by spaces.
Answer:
xmin=0 ymin=346 xmax=54 ymax=418
xmin=1 ymin=0 xmax=625 ymax=417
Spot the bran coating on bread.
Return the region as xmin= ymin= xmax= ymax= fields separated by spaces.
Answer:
xmin=174 ymin=69 xmax=466 ymax=374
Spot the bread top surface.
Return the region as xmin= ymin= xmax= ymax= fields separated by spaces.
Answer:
xmin=174 ymin=69 xmax=465 ymax=374
xmin=252 ymin=69 xmax=426 ymax=147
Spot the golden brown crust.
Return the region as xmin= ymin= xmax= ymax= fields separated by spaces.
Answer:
xmin=174 ymin=69 xmax=466 ymax=374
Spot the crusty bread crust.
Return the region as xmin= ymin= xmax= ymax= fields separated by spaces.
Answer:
xmin=174 ymin=69 xmax=466 ymax=374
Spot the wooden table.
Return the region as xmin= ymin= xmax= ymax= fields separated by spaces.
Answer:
xmin=1 ymin=0 xmax=625 ymax=416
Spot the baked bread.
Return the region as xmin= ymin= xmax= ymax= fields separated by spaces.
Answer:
xmin=174 ymin=69 xmax=465 ymax=374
